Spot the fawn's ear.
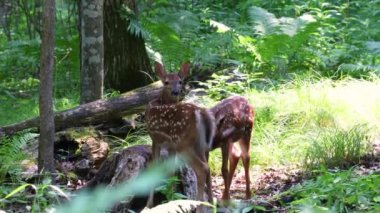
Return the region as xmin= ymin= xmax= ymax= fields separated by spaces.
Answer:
xmin=154 ymin=62 xmax=166 ymax=81
xmin=178 ymin=63 xmax=190 ymax=79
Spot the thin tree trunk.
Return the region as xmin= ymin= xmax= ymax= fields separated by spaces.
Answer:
xmin=38 ymin=0 xmax=55 ymax=174
xmin=104 ymin=0 xmax=152 ymax=93
xmin=17 ymin=1 xmax=34 ymax=39
xmin=0 ymin=0 xmax=13 ymax=41
xmin=79 ymin=0 xmax=104 ymax=104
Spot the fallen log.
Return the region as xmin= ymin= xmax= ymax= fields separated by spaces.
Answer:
xmin=85 ymin=145 xmax=198 ymax=212
xmin=0 ymin=81 xmax=163 ymax=136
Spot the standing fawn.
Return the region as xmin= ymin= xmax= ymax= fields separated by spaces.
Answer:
xmin=210 ymin=96 xmax=254 ymax=200
xmin=145 ymin=62 xmax=215 ymax=212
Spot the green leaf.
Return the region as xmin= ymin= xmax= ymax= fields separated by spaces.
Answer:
xmin=2 ymin=183 xmax=31 ymax=200
xmin=242 ymin=205 xmax=266 ymax=213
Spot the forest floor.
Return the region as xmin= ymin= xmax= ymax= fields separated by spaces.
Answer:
xmin=211 ymin=139 xmax=380 ymax=211
xmin=6 ymin=140 xmax=379 ymax=212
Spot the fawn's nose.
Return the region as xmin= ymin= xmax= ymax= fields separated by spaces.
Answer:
xmin=172 ymin=91 xmax=180 ymax=96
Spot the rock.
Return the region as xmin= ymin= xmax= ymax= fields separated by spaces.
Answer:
xmin=79 ymin=136 xmax=109 ymax=168
xmin=74 ymin=159 xmax=91 ymax=177
xmin=20 ymin=159 xmax=38 ymax=180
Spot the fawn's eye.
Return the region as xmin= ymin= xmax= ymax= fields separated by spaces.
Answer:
xmin=164 ymin=81 xmax=169 ymax=85
xmin=179 ymin=81 xmax=182 ymax=84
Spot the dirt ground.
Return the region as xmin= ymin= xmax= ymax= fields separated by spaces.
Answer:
xmin=211 ymin=139 xmax=380 ymax=211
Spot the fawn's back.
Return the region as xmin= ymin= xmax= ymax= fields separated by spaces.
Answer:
xmin=211 ymin=96 xmax=254 ymax=149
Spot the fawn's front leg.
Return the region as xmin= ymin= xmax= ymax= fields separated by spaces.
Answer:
xmin=188 ymin=151 xmax=212 ymax=213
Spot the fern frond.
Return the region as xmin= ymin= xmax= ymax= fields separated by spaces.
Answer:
xmin=248 ymin=6 xmax=280 ymax=36
xmin=0 ymin=132 xmax=37 ymax=182
xmin=248 ymin=6 xmax=316 ymax=37
xmin=338 ymin=63 xmax=380 ymax=73
xmin=141 ymin=200 xmax=213 ymax=213
xmin=279 ymin=14 xmax=316 ymax=36
xmin=0 ymin=132 xmax=37 ymax=156
xmin=145 ymin=21 xmax=192 ymax=66
xmin=119 ymin=6 xmax=149 ymax=39
xmin=139 ymin=7 xmax=202 ymax=66
xmin=128 ymin=19 xmax=149 ymax=39
xmin=365 ymin=41 xmax=380 ymax=54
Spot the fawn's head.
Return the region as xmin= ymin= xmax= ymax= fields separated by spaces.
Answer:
xmin=155 ymin=62 xmax=190 ymax=104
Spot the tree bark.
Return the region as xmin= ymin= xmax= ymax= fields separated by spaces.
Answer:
xmin=38 ymin=0 xmax=55 ymax=174
xmin=79 ymin=0 xmax=104 ymax=104
xmin=0 ymin=81 xmax=162 ymax=136
xmin=104 ymin=0 xmax=153 ymax=93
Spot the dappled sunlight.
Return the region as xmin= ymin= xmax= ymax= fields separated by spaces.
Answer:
xmin=245 ymin=78 xmax=380 ymax=167
xmin=326 ymin=80 xmax=380 ymax=129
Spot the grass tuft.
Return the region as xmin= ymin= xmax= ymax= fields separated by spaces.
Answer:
xmin=244 ymin=78 xmax=380 ymax=169
xmin=304 ymin=125 xmax=372 ymax=170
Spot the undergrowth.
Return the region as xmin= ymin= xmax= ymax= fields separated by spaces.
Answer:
xmin=305 ymin=125 xmax=372 ymax=170
xmin=109 ymin=128 xmax=151 ymax=152
xmin=0 ymin=178 xmax=68 ymax=212
xmin=284 ymin=168 xmax=380 ymax=212
xmin=244 ymin=78 xmax=380 ymax=170
xmin=206 ymin=76 xmax=379 ymax=175
xmin=0 ymin=132 xmax=37 ymax=183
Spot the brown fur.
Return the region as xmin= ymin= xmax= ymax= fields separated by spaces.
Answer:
xmin=146 ymin=62 xmax=215 ymax=212
xmin=210 ymin=95 xmax=254 ymax=200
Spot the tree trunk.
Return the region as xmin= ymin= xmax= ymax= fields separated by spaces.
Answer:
xmin=79 ymin=0 xmax=104 ymax=104
xmin=0 ymin=0 xmax=13 ymax=41
xmin=103 ymin=0 xmax=153 ymax=93
xmin=0 ymin=81 xmax=163 ymax=136
xmin=38 ymin=0 xmax=55 ymax=174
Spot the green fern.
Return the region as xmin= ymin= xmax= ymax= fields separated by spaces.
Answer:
xmin=365 ymin=41 xmax=380 ymax=54
xmin=119 ymin=6 xmax=149 ymax=39
xmin=0 ymin=132 xmax=37 ymax=182
xmin=248 ymin=6 xmax=281 ymax=35
xmin=141 ymin=7 xmax=200 ymax=67
xmin=248 ymin=6 xmax=316 ymax=37
xmin=246 ymin=7 xmax=320 ymax=75
xmin=280 ymin=14 xmax=316 ymax=36
xmin=338 ymin=63 xmax=380 ymax=78
xmin=145 ymin=21 xmax=192 ymax=67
